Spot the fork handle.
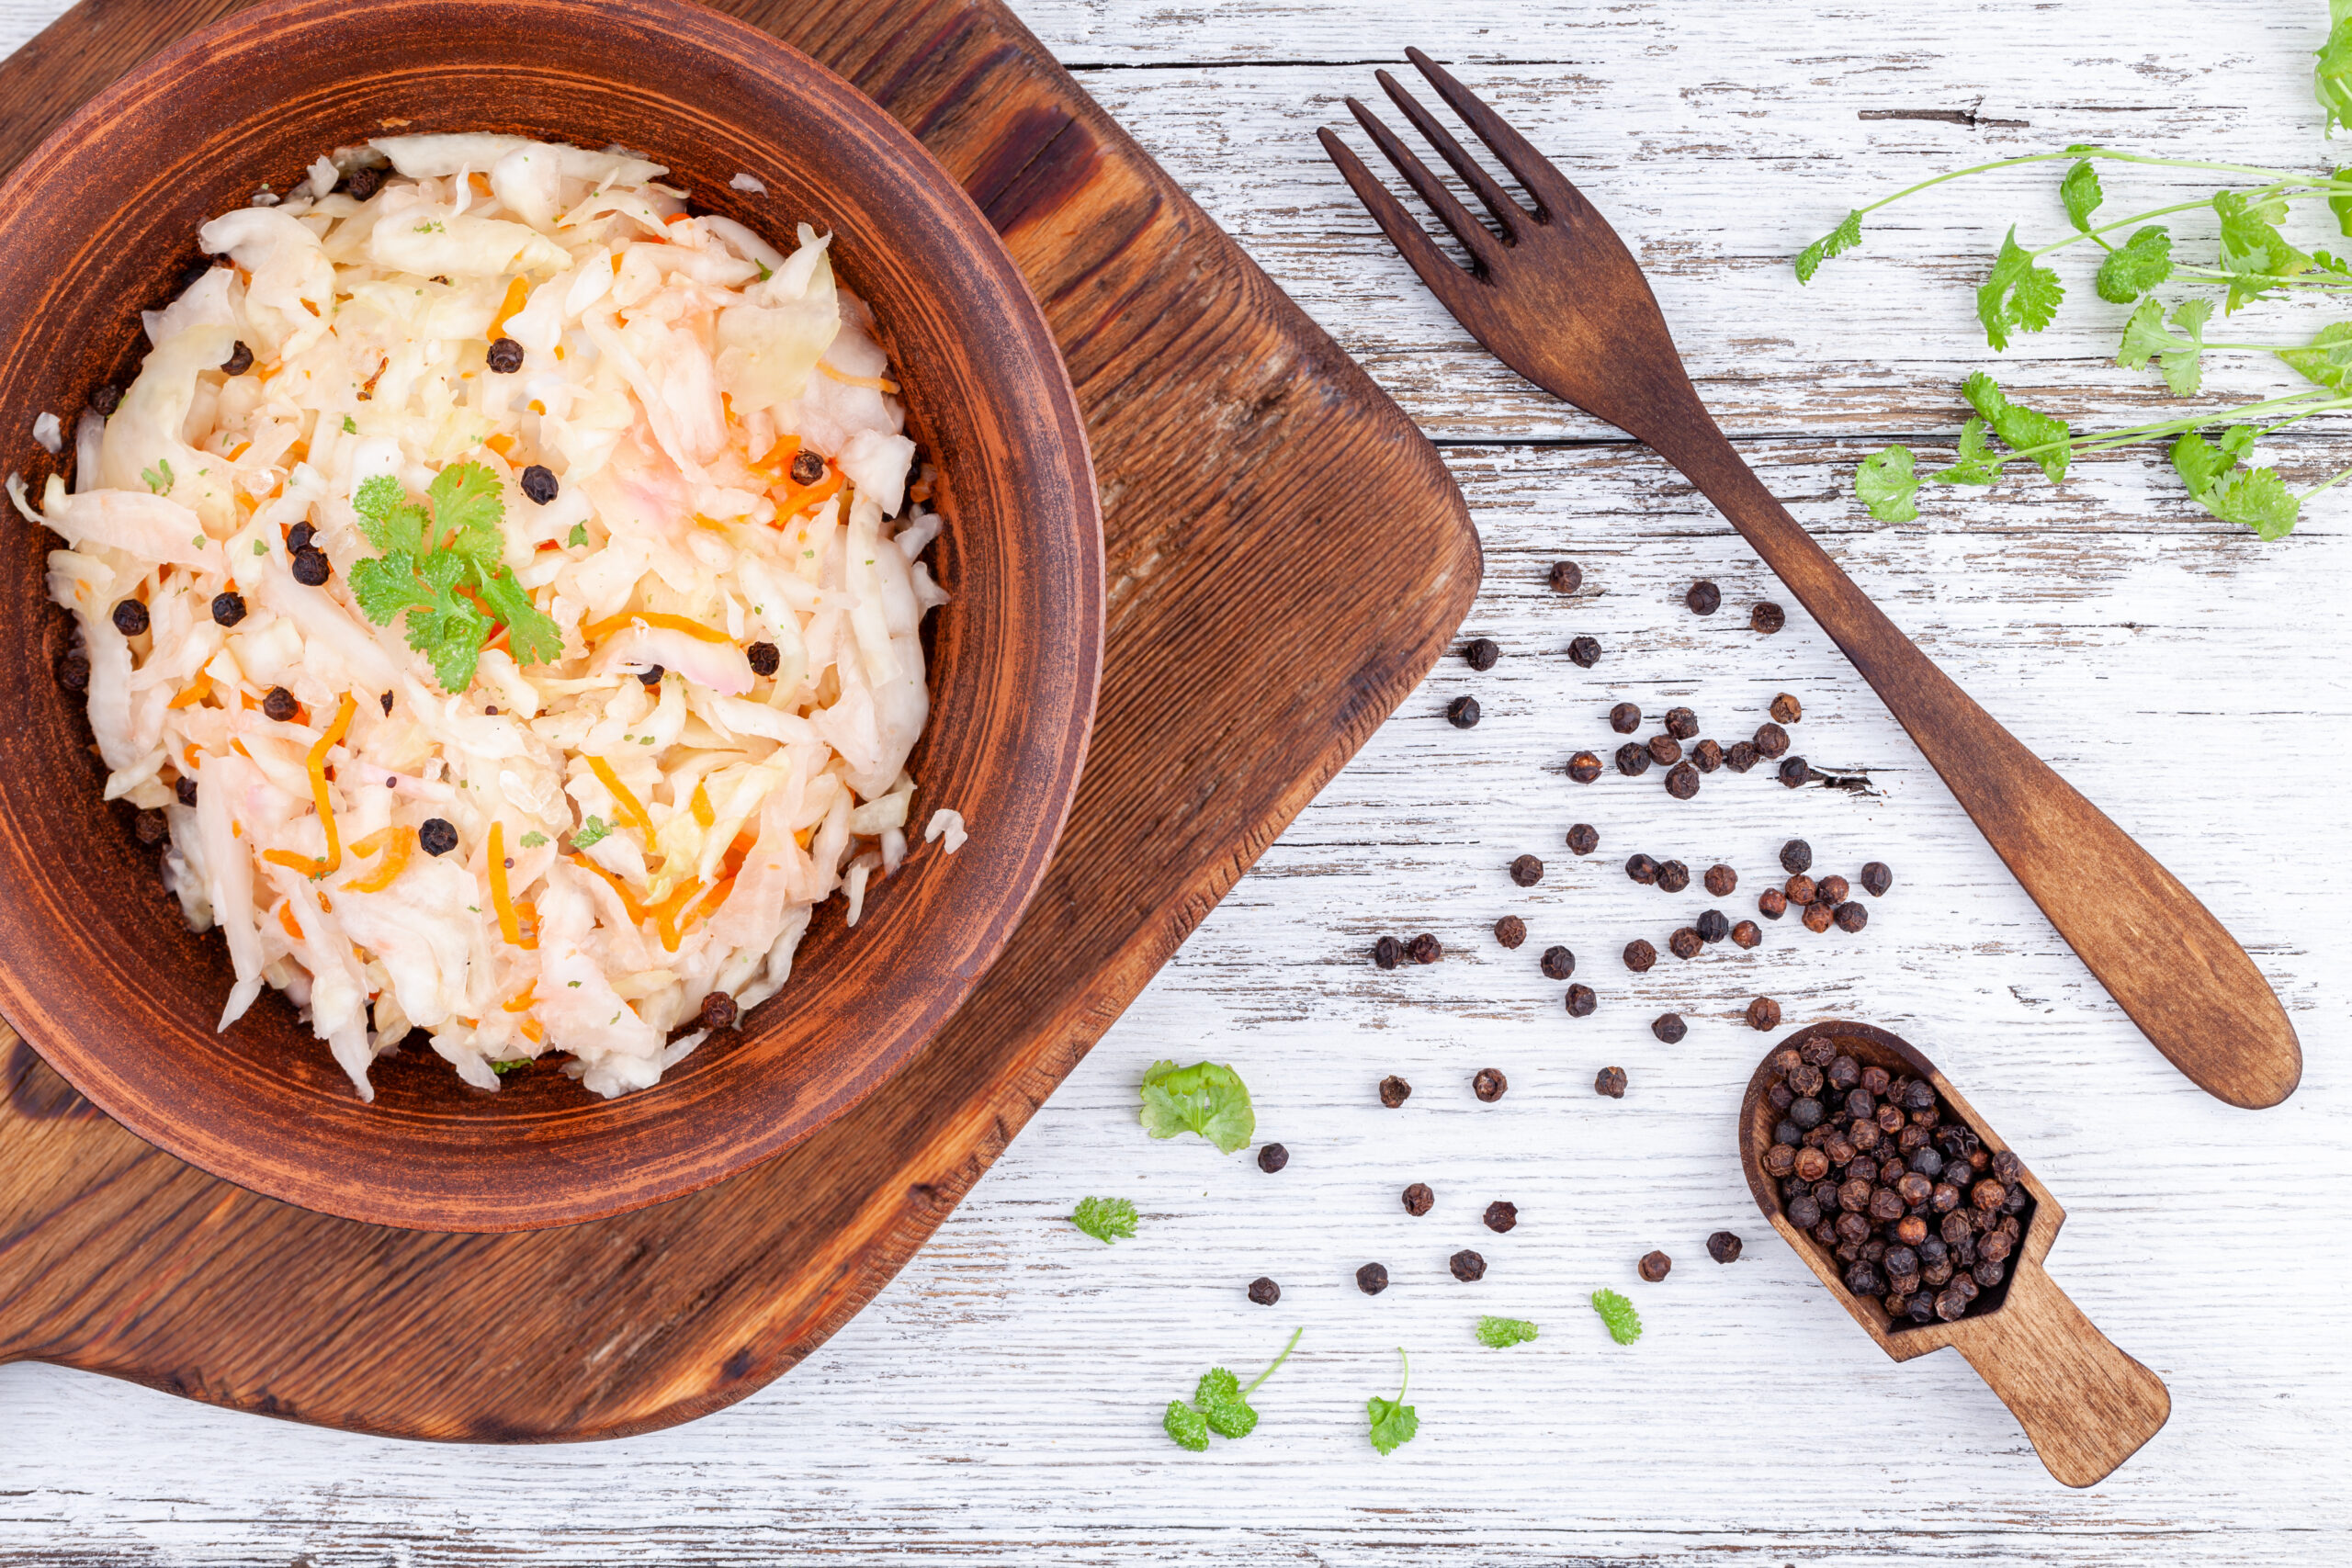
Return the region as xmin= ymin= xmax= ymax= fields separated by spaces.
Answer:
xmin=1648 ymin=412 xmax=2300 ymax=1109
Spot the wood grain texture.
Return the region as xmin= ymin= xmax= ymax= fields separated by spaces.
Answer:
xmin=1738 ymin=1021 xmax=2169 ymax=1486
xmin=0 ymin=0 xmax=1474 ymax=1433
xmin=3 ymin=1 xmax=2349 ymax=1563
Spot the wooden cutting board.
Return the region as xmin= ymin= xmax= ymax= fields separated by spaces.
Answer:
xmin=0 ymin=0 xmax=1476 ymax=1439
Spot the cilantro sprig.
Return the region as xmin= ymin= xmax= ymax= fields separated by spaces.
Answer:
xmin=1161 ymin=1327 xmax=1301 ymax=1452
xmin=1137 ymin=1059 xmax=1255 ymax=1156
xmin=346 ymin=462 xmax=562 ymax=692
xmin=1365 ymin=1348 xmax=1418 ymax=1456
xmin=1071 ymin=1196 xmax=1138 ymax=1245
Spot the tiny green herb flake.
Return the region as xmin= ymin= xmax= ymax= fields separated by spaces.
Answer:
xmin=142 ymin=459 xmax=174 ymax=494
xmin=567 ymin=979 xmax=582 ymax=987
xmin=571 ymin=815 xmax=611 ymax=848
xmin=1137 ymin=1059 xmax=1255 ymax=1155
xmin=253 ymin=538 xmax=269 ymax=556
xmin=343 ymin=415 xmax=359 ymax=434
xmin=1160 ymin=1327 xmax=1301 ymax=1452
xmin=1590 ymin=1288 xmax=1643 ymax=1346
xmin=1476 ymin=1315 xmax=1540 ymax=1349
xmin=518 ymin=830 xmax=548 ymax=848
xmin=490 ymin=1058 xmax=530 ymax=1075
xmin=413 ymin=220 xmax=444 ymax=233
xmin=756 ymin=263 xmax=774 ymax=282
xmin=1365 ymin=1348 xmax=1419 ymax=1456
xmin=1070 ymin=1196 xmax=1137 ymax=1244
xmin=567 ymin=523 xmax=590 ymax=548
xmin=190 ymin=534 xmax=207 ymax=549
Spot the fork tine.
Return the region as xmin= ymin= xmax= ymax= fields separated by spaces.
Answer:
xmin=1343 ymin=96 xmax=1505 ymax=271
xmin=1315 ymin=126 xmax=1481 ymax=313
xmin=1403 ymin=46 xmax=1577 ymax=218
xmin=1373 ymin=69 xmax=1523 ymax=236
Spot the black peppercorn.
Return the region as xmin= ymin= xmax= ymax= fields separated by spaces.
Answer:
xmin=288 ymin=522 xmax=315 ymax=552
xmin=57 ymin=650 xmax=90 ymax=692
xmin=1860 ymin=861 xmax=1894 ymax=897
xmin=1548 ymin=560 xmax=1582 ymax=593
xmin=1484 ymin=1200 xmax=1518 ymax=1234
xmin=1566 ymin=983 xmax=1596 ymax=1016
xmin=342 ymin=164 xmax=385 ymax=200
xmin=1756 ymin=887 xmax=1786 ymax=921
xmin=1724 ymin=739 xmax=1758 ymax=773
xmin=1402 ymin=1181 xmax=1434 ymax=1215
xmin=1752 ymin=603 xmax=1786 ymax=634
xmin=698 ymin=991 xmax=740 ymax=1030
xmin=90 ymin=383 xmax=121 ymax=416
xmin=175 ymin=776 xmax=198 ymax=807
xmin=1747 ymin=996 xmax=1782 ymax=1032
xmin=1408 ymin=932 xmax=1442 ymax=964
xmin=1663 ymin=707 xmax=1699 ymax=741
xmin=1637 ymin=1249 xmax=1671 ymax=1281
xmin=1770 ymin=692 xmax=1802 ymax=726
xmin=1379 ymin=1074 xmax=1412 ymax=1108
xmin=637 ymin=665 xmax=665 ymax=689
xmin=1566 ymin=636 xmax=1601 ymax=668
xmin=1373 ymin=935 xmax=1402 ymax=969
xmin=486 ymin=336 xmax=526 ymax=373
xmin=261 ymin=686 xmax=299 ymax=721
xmin=1451 ymin=1249 xmax=1487 ymax=1281
xmin=1510 ymin=853 xmax=1544 ymax=886
xmin=744 ymin=641 xmax=782 ymax=679
xmin=1785 ymin=875 xmax=1816 ymax=908
xmin=1356 ymin=1262 xmax=1390 ymax=1295
xmin=1656 ymin=860 xmax=1690 ymax=893
xmin=1493 ymin=915 xmax=1527 ymax=949
xmin=1610 ymin=701 xmax=1642 ymax=734
xmin=789 ymin=449 xmax=827 ymax=487
xmin=1623 ymin=939 xmax=1657 ymax=972
xmin=1802 ymin=899 xmax=1836 ymax=932
xmin=1567 ymin=750 xmax=1603 ymax=784
xmin=1473 ymin=1066 xmax=1508 ymax=1102
xmin=1731 ymin=919 xmax=1761 ymax=949
xmin=1647 ymin=733 xmax=1682 ymax=767
xmin=1652 ymin=1012 xmax=1687 ymax=1043
xmin=520 ymin=464 xmax=560 ymax=504
xmin=1778 ymin=755 xmax=1811 ymax=789
xmin=418 ymin=818 xmax=458 ymax=856
xmin=1625 ymin=852 xmax=1660 ymax=886
xmin=1668 ymin=927 xmax=1702 ymax=961
xmin=1446 ymin=694 xmax=1480 ymax=728
xmin=1753 ymin=722 xmax=1789 ymax=760
xmin=111 ymin=598 xmax=150 ymax=637
xmin=1665 ymin=761 xmax=1700 ymax=799
xmin=1816 ymin=874 xmax=1850 ymax=905
xmin=1836 ymin=901 xmax=1869 ymax=933
xmin=1695 ymin=908 xmax=1729 ymax=943
xmin=1991 ymin=1148 xmax=2023 ymax=1185
xmin=1787 ymin=1193 xmax=1820 ymax=1228
xmin=134 ymin=808 xmax=167 ymax=845
xmin=1454 ymin=636 xmax=1500 ymax=674
xmin=1691 ymin=739 xmax=1724 ymax=773
xmin=220 ymin=340 xmax=254 ymax=376
xmin=1775 ymin=840 xmax=1811 ymax=877
xmin=1685 ymin=581 xmax=1720 ymax=615
xmin=1566 ymin=823 xmax=1599 ymax=856
xmin=1595 ymin=1065 xmax=1626 ymax=1098
xmin=1258 ymin=1143 xmax=1289 ymax=1173
xmin=1790 ymin=1097 xmax=1825 ymax=1130
xmin=291 ymin=545 xmax=332 ymax=585
xmin=1707 ymin=1231 xmax=1743 ymax=1264
xmin=1539 ymin=945 xmax=1575 ymax=980
xmin=209 ymin=590 xmax=248 ymax=627
xmin=1248 ymin=1276 xmax=1281 ymax=1306
xmin=1703 ymin=864 xmax=1737 ymax=897
xmin=1614 ymin=741 xmax=1651 ymax=777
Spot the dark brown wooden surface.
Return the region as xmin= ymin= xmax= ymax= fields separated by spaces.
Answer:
xmin=1323 ymin=48 xmax=2301 ymax=1111
xmin=0 ymin=0 xmax=1477 ymax=1438
xmin=1738 ymin=1021 xmax=2170 ymax=1488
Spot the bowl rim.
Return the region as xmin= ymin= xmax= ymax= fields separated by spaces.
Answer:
xmin=0 ymin=0 xmax=1102 ymax=1229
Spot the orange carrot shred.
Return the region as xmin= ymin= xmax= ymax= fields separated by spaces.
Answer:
xmin=488 ymin=821 xmax=523 ymax=947
xmin=490 ymin=275 xmax=530 ymax=335
xmin=503 ymin=980 xmax=537 ymax=1012
xmin=585 ymin=756 xmax=652 ymax=834
xmin=772 ymin=469 xmax=844 ymax=519
xmin=345 ymin=825 xmax=413 ymax=894
xmin=568 ymin=853 xmax=650 ymax=923
xmin=277 ymin=903 xmax=303 ymax=942
xmin=690 ymin=780 xmax=715 ymax=828
xmin=579 ymin=610 xmax=731 ymax=645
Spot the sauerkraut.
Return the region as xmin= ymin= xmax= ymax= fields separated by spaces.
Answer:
xmin=11 ymin=135 xmax=951 ymax=1100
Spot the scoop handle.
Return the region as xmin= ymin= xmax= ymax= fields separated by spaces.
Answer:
xmin=1953 ymin=1260 xmax=2170 ymax=1487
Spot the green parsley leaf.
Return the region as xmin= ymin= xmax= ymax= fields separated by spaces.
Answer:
xmin=2171 ymin=427 xmax=2301 ymax=539
xmin=347 ymin=462 xmax=554 ymax=691
xmin=1070 ymin=1195 xmax=1138 ymax=1245
xmin=1934 ymin=417 xmax=2007 ymax=487
xmin=252 ymin=538 xmax=269 ymax=556
xmin=2060 ymin=158 xmax=2103 ymax=233
xmin=1793 ymin=209 xmax=1862 ymax=285
xmin=426 ymin=461 xmax=506 ymax=565
xmin=476 ymin=566 xmax=564 ymax=665
xmin=571 ymin=815 xmax=611 ymax=848
xmin=342 ymin=414 xmax=359 ymax=434
xmin=1160 ymin=1327 xmax=1300 ymax=1452
xmin=519 ymin=831 xmax=548 ymax=848
xmin=2094 ymin=224 xmax=2174 ymax=303
xmin=1365 ymin=1348 xmax=1418 ymax=1456
xmin=1162 ymin=1400 xmax=1210 ymax=1452
xmin=1975 ymin=228 xmax=2064 ymax=352
xmin=2320 ymin=4 xmax=2352 ymax=138
xmin=567 ymin=522 xmax=590 ymax=548
xmin=1962 ymin=370 xmax=2072 ymax=482
xmin=1855 ymin=445 xmax=1921 ymax=523
xmin=353 ymin=474 xmax=429 ymax=555
xmin=141 ymin=458 xmax=174 ymax=494
xmin=2118 ymin=297 xmax=2212 ymax=396
xmin=2277 ymin=319 xmax=2352 ymax=390
xmin=1590 ymin=1288 xmax=1643 ymax=1346
xmin=1137 ymin=1059 xmax=1255 ymax=1155
xmin=1476 ymin=1315 xmax=1540 ymax=1348
xmin=2214 ymin=189 xmax=2312 ymax=310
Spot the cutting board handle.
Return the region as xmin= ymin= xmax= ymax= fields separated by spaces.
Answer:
xmin=1953 ymin=1261 xmax=2170 ymax=1487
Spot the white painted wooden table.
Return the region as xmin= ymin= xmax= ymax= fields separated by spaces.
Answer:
xmin=4 ymin=0 xmax=2348 ymax=1562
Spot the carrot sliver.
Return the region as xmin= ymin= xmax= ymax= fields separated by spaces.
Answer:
xmin=772 ymin=469 xmax=844 ymax=519
xmin=263 ymin=848 xmax=323 ymax=878
xmin=503 ymin=980 xmax=537 ymax=1013
xmin=568 ymin=853 xmax=650 ymax=923
xmin=305 ymin=693 xmax=357 ymax=875
xmin=750 ymin=434 xmax=802 ymax=478
xmin=488 ymin=820 xmax=524 ymax=947
xmin=580 ymin=611 xmax=731 ymax=645
xmin=515 ymin=897 xmax=539 ymax=951
xmin=520 ymin=1019 xmax=545 ymax=1043
xmin=690 ymin=780 xmax=715 ymax=828
xmin=277 ymin=903 xmax=303 ymax=942
xmin=817 ymin=362 xmax=899 ymax=394
xmin=490 ymin=275 xmax=530 ymax=335
xmin=347 ymin=829 xmax=390 ymax=859
xmin=168 ymin=674 xmax=211 ymax=710
xmin=585 ymin=756 xmax=653 ymax=834
xmin=650 ymin=876 xmax=705 ymax=953
xmin=345 ymin=826 xmax=413 ymax=894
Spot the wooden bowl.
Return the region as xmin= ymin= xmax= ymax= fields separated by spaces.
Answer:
xmin=0 ymin=0 xmax=1102 ymax=1230
xmin=1737 ymin=1021 xmax=2168 ymax=1486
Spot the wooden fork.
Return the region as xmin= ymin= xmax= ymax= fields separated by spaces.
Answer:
xmin=1319 ymin=49 xmax=2300 ymax=1109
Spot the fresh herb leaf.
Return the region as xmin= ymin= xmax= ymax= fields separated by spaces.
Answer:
xmin=1590 ymin=1288 xmax=1643 ymax=1346
xmin=425 ymin=461 xmax=506 ymax=564
xmin=2094 ymin=225 xmax=2174 ymax=303
xmin=2118 ymin=297 xmax=2213 ymax=395
xmin=2171 ymin=427 xmax=2301 ymax=539
xmin=1162 ymin=1399 xmax=1210 ymax=1452
xmin=2214 ymin=189 xmax=2312 ymax=309
xmin=353 ymin=473 xmax=429 ymax=555
xmin=1071 ymin=1195 xmax=1138 ymax=1245
xmin=571 ymin=815 xmax=611 ymax=848
xmin=519 ymin=830 xmax=548 ymax=848
xmin=252 ymin=538 xmax=268 ymax=556
xmin=2060 ymin=158 xmax=2104 ymax=233
xmin=342 ymin=414 xmax=359 ymax=434
xmin=2321 ymin=2 xmax=2352 ymax=138
xmin=1963 ymin=370 xmax=2073 ymax=482
xmin=1933 ymin=417 xmax=2006 ymax=487
xmin=1138 ymin=1059 xmax=1255 ymax=1155
xmin=475 ymin=566 xmax=563 ymax=665
xmin=1794 ymin=209 xmax=1862 ymax=284
xmin=141 ymin=458 xmax=174 ymax=494
xmin=490 ymin=1058 xmax=531 ymax=1074
xmin=1976 ymin=227 xmax=2064 ymax=351
xmin=347 ymin=461 xmax=554 ymax=691
xmin=1476 ymin=1315 xmax=1540 ymax=1348
xmin=568 ymin=522 xmax=590 ymax=548
xmin=2333 ymin=168 xmax=2352 ymax=236
xmin=1855 ymin=445 xmax=1922 ymax=523
xmin=2278 ymin=319 xmax=2352 ymax=389
xmin=1365 ymin=1348 xmax=1418 ymax=1456
xmin=1160 ymin=1327 xmax=1301 ymax=1452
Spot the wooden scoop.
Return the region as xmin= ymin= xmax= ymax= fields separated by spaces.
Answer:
xmin=1737 ymin=1021 xmax=2170 ymax=1487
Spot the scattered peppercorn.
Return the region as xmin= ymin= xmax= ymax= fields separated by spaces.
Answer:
xmin=220 ymin=340 xmax=254 ymax=376
xmin=1473 ymin=1066 xmax=1508 ymax=1102
xmin=418 ymin=818 xmax=458 ymax=856
xmin=1668 ymin=927 xmax=1702 ymax=961
xmin=1665 ymin=762 xmax=1700 ymax=799
xmin=1610 ymin=701 xmax=1642 ymax=734
xmin=1566 ymin=823 xmax=1599 ymax=856
xmin=1817 ymin=874 xmax=1850 ymax=906
xmin=1707 ymin=1231 xmax=1744 ymax=1264
xmin=1567 ymin=750 xmax=1603 ymax=784
xmin=1450 ymin=1249 xmax=1487 ymax=1281
xmin=1547 ymin=560 xmax=1583 ymax=593
xmin=1656 ymin=859 xmax=1690 ymax=894
xmin=1685 ymin=581 xmax=1721 ymax=615
xmin=486 ymin=336 xmax=526 ymax=373
xmin=1408 ymin=933 xmax=1442 ymax=964
xmin=1758 ymin=887 xmax=1787 ymax=920
xmin=1836 ymin=901 xmax=1870 ymax=933
xmin=1753 ymin=722 xmax=1790 ymax=760
xmin=342 ymin=164 xmax=385 ymax=200
xmin=1779 ymin=839 xmax=1812 ymax=874
xmin=1695 ymin=909 xmax=1729 ymax=943
xmin=1258 ymin=1143 xmax=1289 ymax=1173
xmin=1663 ymin=707 xmax=1698 ymax=741
xmin=636 ymin=665 xmax=666 ymax=688
xmin=1403 ymin=1182 xmax=1435 ymax=1216
xmin=1566 ymin=983 xmax=1596 ymax=1016
xmin=1356 ymin=1262 xmax=1391 ymax=1295
xmin=1770 ymin=693 xmax=1803 ymax=725
xmin=1484 ymin=1201 xmax=1518 ymax=1234
xmin=288 ymin=522 xmax=315 ymax=552
xmin=291 ymin=545 xmax=331 ymax=585
xmin=1510 ymin=853 xmax=1544 ymax=887
xmin=206 ymin=590 xmax=248 ymax=627
xmin=1461 ymin=636 xmax=1498 ymax=671
xmin=1751 ymin=602 xmax=1786 ymax=634
xmin=1249 ymin=1277 xmax=1282 ymax=1306
xmin=520 ymin=464 xmax=560 ymax=504
xmin=57 ymin=650 xmax=90 ymax=693
xmin=90 ymin=383 xmax=121 ymax=416
xmin=1540 ymin=945 xmax=1575 ymax=980
xmin=1595 ymin=1066 xmax=1627 ymax=1098
xmin=1614 ymin=741 xmax=1651 ymax=777
xmin=1624 ymin=939 xmax=1657 ymax=973
xmin=1779 ymin=756 xmax=1812 ymax=788
xmin=1493 ymin=915 xmax=1527 ymax=949
xmin=1446 ymin=695 xmax=1480 ymax=728
xmin=1638 ymin=1250 xmax=1672 ymax=1281
xmin=1380 ymin=1074 xmax=1412 ymax=1108
xmin=1625 ymin=852 xmax=1660 ymax=886
xmin=134 ymin=808 xmax=167 ymax=845
xmin=1652 ymin=1012 xmax=1687 ymax=1043
xmin=1691 ymin=738 xmax=1724 ymax=773
xmin=1860 ymin=861 xmax=1894 ymax=897
xmin=1374 ymin=935 xmax=1402 ymax=969
xmin=1747 ymin=996 xmax=1782 ymax=1032
xmin=1567 ymin=636 xmax=1601 ymax=668
xmin=112 ymin=598 xmax=152 ymax=637
xmin=1724 ymin=739 xmax=1759 ymax=773
xmin=1785 ymin=874 xmax=1816 ymax=907
xmin=379 ymin=691 xmax=395 ymax=716
xmin=1703 ymin=863 xmax=1737 ymax=897
xmin=789 ymin=448 xmax=827 ymax=486
xmin=1731 ymin=919 xmax=1762 ymax=949
xmin=1647 ymin=734 xmax=1683 ymax=767
xmin=698 ymin=991 xmax=741 ymax=1031
xmin=175 ymin=776 xmax=198 ymax=807
xmin=1802 ymin=900 xmax=1836 ymax=933
xmin=261 ymin=686 xmax=299 ymax=721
